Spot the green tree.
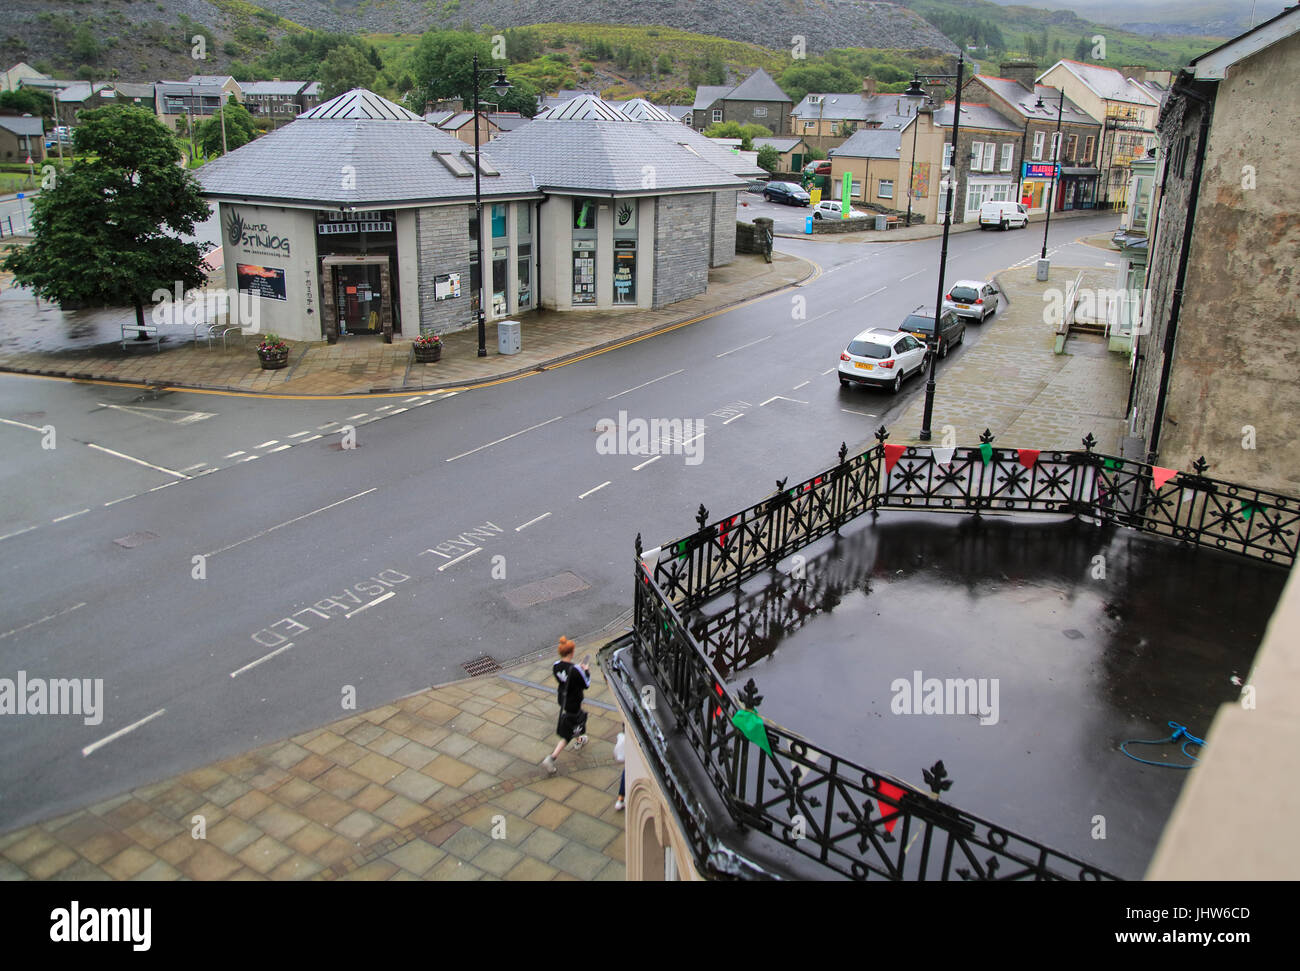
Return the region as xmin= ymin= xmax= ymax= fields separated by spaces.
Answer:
xmin=778 ymin=64 xmax=858 ymax=104
xmin=703 ymin=120 xmax=770 ymax=150
xmin=491 ymin=77 xmax=539 ymax=118
xmin=0 ymin=88 xmax=54 ymax=122
xmin=704 ymin=51 xmax=726 ymax=85
xmin=410 ymin=30 xmax=493 ymax=108
xmin=2 ymin=106 xmax=212 ymax=337
xmin=367 ymin=45 xmax=383 ymax=70
xmin=320 ymin=45 xmax=378 ymax=100
xmin=656 ymin=53 xmax=673 ymax=76
xmin=502 ymin=28 xmax=540 ymax=63
xmin=1075 ymin=37 xmax=1090 ymax=60
xmin=71 ymin=25 xmax=101 ymax=63
xmin=195 ymin=101 xmax=257 ymax=156
xmin=757 ymin=144 xmax=780 ymax=173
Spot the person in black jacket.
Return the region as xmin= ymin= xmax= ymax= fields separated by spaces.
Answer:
xmin=542 ymin=636 xmax=590 ymax=775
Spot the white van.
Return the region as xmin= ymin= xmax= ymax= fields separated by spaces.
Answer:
xmin=979 ymin=200 xmax=1029 ymax=230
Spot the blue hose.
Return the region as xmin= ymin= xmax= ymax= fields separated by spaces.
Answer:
xmin=1120 ymin=721 xmax=1205 ymax=769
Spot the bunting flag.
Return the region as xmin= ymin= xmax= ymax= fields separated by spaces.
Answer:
xmin=1150 ymin=466 xmax=1177 ymax=490
xmin=1103 ymin=458 xmax=1123 ymax=471
xmin=876 ymin=779 xmax=905 ymax=834
xmin=931 ymin=446 xmax=956 ymax=467
xmin=884 ymin=443 xmax=907 ymax=473
xmin=1240 ymin=500 xmax=1265 ymax=521
xmin=978 ymin=442 xmax=993 ymax=465
xmin=731 ymin=708 xmax=773 ymax=757
xmin=1017 ymin=448 xmax=1040 ymax=470
xmin=716 ymin=516 xmax=738 ymax=548
xmin=713 ymin=683 xmax=724 ymax=721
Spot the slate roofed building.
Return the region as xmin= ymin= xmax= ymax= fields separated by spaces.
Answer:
xmin=692 ymin=68 xmax=792 ymax=135
xmin=828 ymin=128 xmax=903 ymax=209
xmin=0 ymin=114 xmax=44 ymax=163
xmin=790 ymin=80 xmax=920 ymax=148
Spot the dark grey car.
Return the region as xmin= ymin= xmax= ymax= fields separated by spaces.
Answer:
xmin=899 ymin=307 xmax=965 ymax=358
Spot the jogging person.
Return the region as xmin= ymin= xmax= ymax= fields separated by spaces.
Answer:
xmin=542 ymin=636 xmax=590 ymax=775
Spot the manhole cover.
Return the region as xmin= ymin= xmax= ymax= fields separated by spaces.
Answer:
xmin=462 ymin=655 xmax=502 ymax=677
xmin=503 ymin=571 xmax=590 ymax=609
xmin=114 ymin=531 xmax=158 ymax=549
xmin=1063 ymin=629 xmax=1084 ymax=640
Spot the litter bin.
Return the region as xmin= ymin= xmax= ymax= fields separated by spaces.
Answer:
xmin=874 ymin=214 xmax=888 ymax=231
xmin=805 ymin=214 xmax=814 ymax=234
xmin=497 ymin=320 xmax=521 ymax=355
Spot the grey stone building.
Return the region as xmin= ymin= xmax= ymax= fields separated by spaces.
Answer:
xmin=692 ymin=69 xmax=792 ymax=135
xmin=1127 ymin=6 xmax=1300 ymax=496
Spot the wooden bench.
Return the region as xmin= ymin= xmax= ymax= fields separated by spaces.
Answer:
xmin=885 ymin=216 xmax=902 ymax=230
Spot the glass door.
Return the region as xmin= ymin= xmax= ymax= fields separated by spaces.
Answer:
xmin=334 ymin=264 xmax=383 ymax=335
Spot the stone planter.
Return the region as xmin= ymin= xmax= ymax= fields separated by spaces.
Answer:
xmin=413 ymin=343 xmax=442 ymax=363
xmin=258 ymin=348 xmax=289 ymax=370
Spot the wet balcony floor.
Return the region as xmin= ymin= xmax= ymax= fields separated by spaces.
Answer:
xmin=690 ymin=510 xmax=1287 ymax=879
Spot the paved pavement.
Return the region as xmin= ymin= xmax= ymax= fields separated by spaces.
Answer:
xmin=0 ymin=252 xmax=812 ymax=396
xmin=0 ymin=645 xmax=626 ymax=881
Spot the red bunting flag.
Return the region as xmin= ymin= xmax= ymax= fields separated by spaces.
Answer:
xmin=1151 ymin=466 xmax=1177 ymax=490
xmin=884 ymin=443 xmax=907 ymax=473
xmin=876 ymin=780 xmax=905 ymax=834
xmin=1017 ymin=448 xmax=1040 ymax=469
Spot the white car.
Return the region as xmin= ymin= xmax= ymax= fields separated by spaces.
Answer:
xmin=943 ymin=279 xmax=1001 ymax=322
xmin=837 ymin=327 xmax=928 ymax=394
xmin=812 ymin=200 xmax=867 ymax=220
xmin=979 ymin=200 xmax=1028 ymax=230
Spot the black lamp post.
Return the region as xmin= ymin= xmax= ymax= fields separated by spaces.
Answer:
xmin=912 ymin=53 xmax=964 ymax=443
xmin=472 ymin=54 xmax=512 ymax=357
xmin=901 ymin=78 xmax=930 ymax=229
xmin=1035 ymin=87 xmax=1066 ymax=274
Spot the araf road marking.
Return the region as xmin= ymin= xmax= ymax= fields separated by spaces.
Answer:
xmin=52 ymin=509 xmax=90 ymax=523
xmin=230 ymin=642 xmax=294 ymax=678
xmin=438 ymin=548 xmax=482 ymax=571
xmin=206 ymin=488 xmax=378 ymax=556
xmin=716 ymin=336 xmax=771 ymax=358
xmin=86 ymin=443 xmax=189 ymax=479
xmin=607 ymin=369 xmax=685 ymax=400
xmin=345 ymin=591 xmax=395 ymax=618
xmin=446 ymin=416 xmax=562 ymax=462
xmin=579 ymin=481 xmax=611 ymax=499
xmin=515 ymin=512 xmax=551 ymax=532
xmin=82 ymin=708 xmax=166 ymax=757
xmin=759 ymin=395 xmax=808 ymax=406
xmin=0 ymin=602 xmax=85 ymax=641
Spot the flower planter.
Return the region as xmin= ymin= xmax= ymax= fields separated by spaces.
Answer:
xmin=258 ymin=349 xmax=289 ymax=370
xmin=413 ymin=343 xmax=442 ymax=363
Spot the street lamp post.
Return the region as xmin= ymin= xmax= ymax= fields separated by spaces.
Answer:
xmin=901 ymin=78 xmax=930 ymax=228
xmin=1035 ymin=87 xmax=1065 ymax=278
xmin=471 ymin=53 xmax=512 ymax=357
xmin=913 ymin=53 xmax=964 ymax=443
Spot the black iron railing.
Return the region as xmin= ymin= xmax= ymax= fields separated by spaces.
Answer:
xmin=626 ymin=431 xmax=1298 ymax=881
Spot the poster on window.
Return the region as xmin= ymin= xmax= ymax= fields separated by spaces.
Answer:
xmin=613 ymin=243 xmax=636 ymax=304
xmin=573 ymin=247 xmax=596 ymax=305
xmin=237 ymin=264 xmax=287 ymax=301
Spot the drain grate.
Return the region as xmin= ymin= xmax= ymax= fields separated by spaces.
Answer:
xmin=462 ymin=655 xmax=502 ymax=677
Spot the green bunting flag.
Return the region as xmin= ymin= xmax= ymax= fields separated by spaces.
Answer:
xmin=1103 ymin=458 xmax=1123 ymax=470
xmin=731 ymin=709 xmax=773 ymax=757
xmin=978 ymin=442 xmax=993 ymax=465
xmin=1241 ymin=500 xmax=1265 ymax=521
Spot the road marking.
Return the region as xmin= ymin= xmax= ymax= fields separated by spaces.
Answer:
xmin=180 ymin=463 xmax=208 ymax=473
xmin=607 ymin=369 xmax=685 ymax=400
xmin=900 ymin=270 xmax=926 ymax=282
xmin=853 ymin=286 xmax=888 ymax=303
xmin=389 ymin=407 xmax=408 ymax=414
xmin=256 ymin=440 xmax=278 ymax=448
xmin=346 ymin=591 xmax=396 ymax=618
xmin=446 ymin=416 xmax=563 ymax=462
xmin=317 ymin=423 xmax=337 ymax=430
xmin=633 ymin=455 xmax=661 ymax=470
xmin=0 ymin=525 xmax=39 ymax=542
xmin=268 ymin=444 xmax=292 ymax=453
xmin=515 ymin=512 xmax=551 ymax=532
xmin=95 ymin=402 xmax=214 ymax=424
xmin=104 ymin=494 xmax=138 ymax=507
xmin=682 ymin=431 xmax=705 ymax=446
xmin=230 ymin=643 xmax=294 ymax=678
xmin=792 ymin=381 xmax=809 ymax=391
xmin=82 ymin=708 xmax=166 ymax=758
xmin=405 ymin=397 xmax=424 ymax=403
xmin=225 ymin=450 xmax=245 ymax=458
xmin=822 ymin=368 xmax=836 ymax=375
xmin=759 ymin=395 xmax=808 ymax=406
xmin=722 ymin=413 xmax=744 ymax=425
xmin=438 ymin=547 xmax=482 ymax=571
xmin=288 ymin=431 xmax=312 ymax=438
xmin=0 ymin=602 xmax=85 ymax=641
xmin=86 ymin=443 xmax=189 ymax=479
xmin=348 ymin=413 xmax=368 ymax=421
xmin=150 ymin=481 xmax=178 ymax=491
xmin=579 ymin=481 xmax=611 ymax=499
xmin=206 ymin=488 xmax=378 ymax=556
xmin=0 ymin=417 xmax=45 ymax=433
xmin=51 ymin=509 xmax=90 ymax=522
xmin=302 ymin=434 xmax=322 ymax=442
xmin=841 ymin=408 xmax=877 ymax=417
xmin=239 ymin=454 xmax=259 ymax=462
xmin=716 ymin=336 xmax=771 ymax=358
xmin=376 ymin=405 xmax=395 ymax=411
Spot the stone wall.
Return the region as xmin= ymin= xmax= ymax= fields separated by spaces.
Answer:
xmin=710 ymin=190 xmax=737 ymax=267
xmin=415 ymin=205 xmax=475 ymax=335
xmin=652 ymin=193 xmax=711 ymax=309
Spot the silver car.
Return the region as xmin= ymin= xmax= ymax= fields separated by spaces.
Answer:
xmin=943 ymin=279 xmax=1000 ymax=322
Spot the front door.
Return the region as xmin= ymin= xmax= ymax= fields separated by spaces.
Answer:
xmin=333 ymin=263 xmax=384 ymax=335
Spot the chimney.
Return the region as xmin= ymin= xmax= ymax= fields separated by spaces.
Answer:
xmin=999 ymin=60 xmax=1038 ymax=92
xmin=862 ymin=77 xmax=877 ymax=96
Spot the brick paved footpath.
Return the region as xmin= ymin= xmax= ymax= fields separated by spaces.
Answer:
xmin=0 ymin=649 xmax=627 ymax=881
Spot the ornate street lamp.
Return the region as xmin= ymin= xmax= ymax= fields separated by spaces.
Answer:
xmin=472 ymin=54 xmax=512 ymax=357
xmin=1034 ymin=87 xmax=1066 ymax=279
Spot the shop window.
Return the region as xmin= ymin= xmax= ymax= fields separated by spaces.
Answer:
xmin=517 ymin=242 xmax=532 ymax=309
xmin=613 ymin=239 xmax=636 ymax=305
xmin=491 ymin=245 xmax=508 ymax=317
xmin=573 ymin=198 xmax=599 ymax=230
xmin=573 ymin=241 xmax=596 ymax=305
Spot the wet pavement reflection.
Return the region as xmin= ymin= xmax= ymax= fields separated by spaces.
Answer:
xmin=690 ymin=511 xmax=1287 ymax=878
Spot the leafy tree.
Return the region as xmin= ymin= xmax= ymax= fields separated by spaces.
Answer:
xmin=1074 ymin=37 xmax=1090 ymax=60
xmin=757 ymin=144 xmax=780 ymax=173
xmin=778 ymin=64 xmax=859 ymax=104
xmin=657 ymin=53 xmax=673 ymax=75
xmin=502 ymin=28 xmax=540 ymax=63
xmin=410 ymin=30 xmax=494 ymax=107
xmin=195 ymin=102 xmax=257 ymax=156
xmin=491 ymin=76 xmax=539 ymax=118
xmin=367 ymin=45 xmax=383 ymax=70
xmin=704 ymin=120 xmax=770 ymax=150
xmin=0 ymin=88 xmax=54 ymax=121
xmin=2 ymin=106 xmax=212 ymax=337
xmin=320 ymin=45 xmax=378 ymax=100
xmin=704 ymin=51 xmax=726 ymax=85
xmin=71 ymin=26 xmax=100 ymax=63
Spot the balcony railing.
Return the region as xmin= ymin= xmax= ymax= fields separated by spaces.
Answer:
xmin=623 ymin=430 xmax=1297 ymax=880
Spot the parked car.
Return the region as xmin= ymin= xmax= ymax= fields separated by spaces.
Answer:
xmin=803 ymin=160 xmax=831 ymax=175
xmin=812 ymin=200 xmax=867 ymax=220
xmin=764 ymin=182 xmax=811 ymax=206
xmin=942 ymin=279 xmax=1000 ymax=322
xmin=978 ymin=200 xmax=1028 ymax=230
xmin=898 ymin=306 xmax=965 ymax=358
xmin=838 ymin=327 xmax=928 ymax=394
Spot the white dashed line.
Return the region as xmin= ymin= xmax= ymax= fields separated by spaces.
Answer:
xmin=0 ymin=525 xmax=39 ymax=542
xmin=288 ymin=431 xmax=312 ymax=438
xmin=347 ymin=413 xmax=368 ymax=421
xmin=149 ymin=481 xmax=178 ymax=491
xmin=723 ymin=414 xmax=744 ymax=425
xmin=317 ymin=423 xmax=337 ymax=430
xmin=446 ymin=416 xmax=563 ymax=462
xmin=608 ymin=369 xmax=686 ymax=400
xmin=515 ymin=512 xmax=552 ymax=532
xmin=854 ymin=286 xmax=888 ymax=303
xmin=205 ymin=488 xmax=378 ymax=557
xmin=900 ymin=270 xmax=925 ymax=282
xmin=51 ymin=509 xmax=90 ymax=523
xmin=792 ymin=381 xmax=810 ymax=390
xmin=180 ymin=463 xmax=208 ymax=473
xmin=240 ymin=455 xmax=260 ymax=462
xmin=104 ymin=494 xmax=137 ymax=507
xmin=0 ymin=602 xmax=86 ymax=641
xmin=716 ymin=336 xmax=771 ymax=358
xmin=633 ymin=456 xmax=661 ymax=470
xmin=225 ymin=450 xmax=245 ymax=458
xmin=302 ymin=434 xmax=322 ymax=442
xmin=256 ymin=440 xmax=278 ymax=448
xmin=268 ymin=444 xmax=292 ymax=453
xmin=230 ymin=643 xmax=294 ymax=678
xmin=82 ymin=708 xmax=166 ymax=757
xmin=578 ymin=481 xmax=611 ymax=499
xmin=390 ymin=407 xmax=408 ymax=414
xmin=405 ymin=396 xmax=424 ymax=403
xmin=437 ymin=548 xmax=482 ymax=571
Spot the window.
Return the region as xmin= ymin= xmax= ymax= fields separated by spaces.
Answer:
xmin=938 ymin=183 xmax=952 ymax=216
xmin=1050 ymin=132 xmax=1061 ymax=161
xmin=850 ymin=180 xmax=862 ymax=198
xmin=804 ymin=121 xmax=816 ymax=132
xmin=969 ymin=141 xmax=983 ymax=170
xmin=878 ymin=179 xmax=894 ymax=199
xmin=1066 ymin=134 xmax=1078 ymax=162
xmin=942 ymin=143 xmax=953 ymax=170
xmin=753 ymin=106 xmax=767 ymax=117
xmin=1000 ymin=143 xmax=1014 ymax=171
xmin=1032 ymin=131 xmax=1045 ymax=161
xmin=712 ymin=108 xmax=722 ymax=123
xmin=491 ymin=204 xmax=506 ymax=239
xmin=966 ymin=184 xmax=985 ymax=213
xmin=983 ymin=143 xmax=996 ymax=171
xmin=1083 ymin=135 xmax=1095 ymax=163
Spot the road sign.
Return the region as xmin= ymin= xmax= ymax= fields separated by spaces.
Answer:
xmin=24 ymin=156 xmax=33 ymax=165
